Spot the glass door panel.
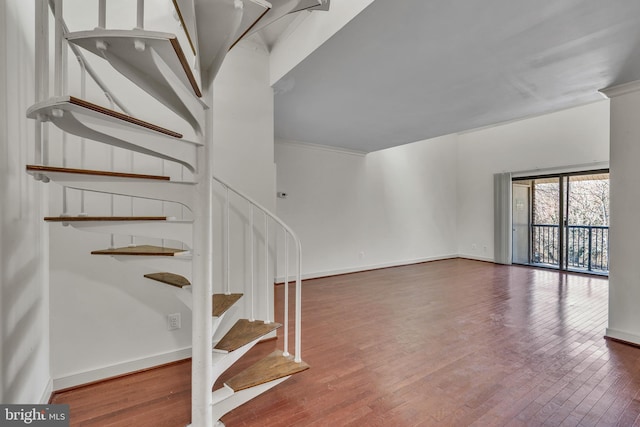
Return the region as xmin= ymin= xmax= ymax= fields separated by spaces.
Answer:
xmin=512 ymin=183 xmax=530 ymax=264
xmin=532 ymin=178 xmax=560 ymax=268
xmin=565 ymin=173 xmax=610 ymax=273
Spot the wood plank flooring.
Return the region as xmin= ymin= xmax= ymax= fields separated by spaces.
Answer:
xmin=51 ymin=259 xmax=640 ymax=426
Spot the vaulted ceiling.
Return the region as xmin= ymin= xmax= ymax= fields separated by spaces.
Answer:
xmin=273 ymin=0 xmax=640 ymax=152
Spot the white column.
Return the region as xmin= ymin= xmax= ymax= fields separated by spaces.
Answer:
xmin=191 ymin=76 xmax=214 ymax=427
xmin=601 ymin=81 xmax=640 ymax=345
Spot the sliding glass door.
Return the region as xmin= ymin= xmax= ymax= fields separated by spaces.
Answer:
xmin=565 ymin=173 xmax=610 ymax=272
xmin=512 ymin=170 xmax=609 ymax=274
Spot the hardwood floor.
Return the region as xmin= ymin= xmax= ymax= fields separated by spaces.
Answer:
xmin=51 ymin=259 xmax=640 ymax=426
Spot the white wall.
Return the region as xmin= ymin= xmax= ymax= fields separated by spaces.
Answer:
xmin=275 ymin=135 xmax=459 ymax=278
xmin=276 ymin=101 xmax=609 ymax=278
xmin=48 ymin=26 xmax=276 ymax=386
xmin=0 ymin=0 xmax=51 ymax=403
xmin=457 ymin=101 xmax=610 ymax=261
xmin=604 ymin=82 xmax=640 ymax=345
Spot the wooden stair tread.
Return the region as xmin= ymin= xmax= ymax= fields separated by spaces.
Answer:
xmin=91 ymin=245 xmax=187 ymax=256
xmin=225 ymin=350 xmax=309 ymax=392
xmin=214 ymin=319 xmax=281 ymax=352
xmin=144 ymin=272 xmax=190 ymax=288
xmin=68 ymin=97 xmax=183 ymax=138
xmin=45 ymin=216 xmax=167 ymax=222
xmin=26 ymin=165 xmax=170 ymax=181
xmin=213 ymin=293 xmax=243 ymax=317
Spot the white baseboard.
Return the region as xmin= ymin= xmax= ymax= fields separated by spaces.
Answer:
xmin=457 ymin=254 xmax=495 ymax=263
xmin=605 ymin=328 xmax=640 ymax=346
xmin=40 ymin=377 xmax=53 ymax=404
xmin=277 ymin=254 xmax=460 ymax=282
xmin=53 ymin=347 xmax=192 ymax=391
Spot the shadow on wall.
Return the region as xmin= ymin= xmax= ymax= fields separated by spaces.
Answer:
xmin=0 ymin=117 xmax=47 ymax=404
xmin=0 ymin=0 xmax=49 ymax=404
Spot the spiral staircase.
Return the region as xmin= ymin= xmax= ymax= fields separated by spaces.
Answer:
xmin=27 ymin=0 xmax=328 ymax=425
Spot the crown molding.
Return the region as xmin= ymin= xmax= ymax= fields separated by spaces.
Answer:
xmin=275 ymin=139 xmax=366 ymax=157
xmin=600 ymin=80 xmax=640 ymax=99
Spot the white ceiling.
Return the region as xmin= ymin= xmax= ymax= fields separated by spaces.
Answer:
xmin=273 ymin=0 xmax=640 ymax=152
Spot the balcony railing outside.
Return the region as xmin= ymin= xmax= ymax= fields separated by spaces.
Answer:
xmin=532 ymin=224 xmax=609 ymax=273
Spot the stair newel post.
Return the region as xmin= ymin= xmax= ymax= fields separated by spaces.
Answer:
xmin=190 ymin=77 xmax=214 ymax=427
xmin=283 ymin=230 xmax=289 ymax=357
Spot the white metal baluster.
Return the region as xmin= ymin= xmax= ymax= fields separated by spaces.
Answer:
xmin=78 ymin=57 xmax=87 ymax=216
xmin=295 ymin=239 xmax=302 ymax=362
xmin=61 ymin=125 xmax=69 ymax=215
xmin=181 ymin=166 xmax=185 ymax=250
xmin=34 ymin=118 xmax=43 ymax=176
xmin=60 ymin=5 xmax=69 ymax=216
xmin=283 ymin=230 xmax=289 ymax=357
xmin=225 ymin=185 xmax=231 ymax=295
xmin=264 ymin=213 xmax=271 ymax=323
xmin=107 ymin=96 xmax=115 ymax=249
xmin=98 ymin=0 xmax=106 ymax=28
xmin=34 ymin=0 xmax=48 ymax=174
xmin=61 ymin=127 xmax=69 ymax=216
xmin=161 ymin=160 xmax=166 ymax=248
xmin=62 ymin=24 xmax=68 ymax=93
xmin=250 ymin=203 xmax=255 ymax=321
xmin=128 ymin=152 xmax=136 ymax=247
xmin=136 ymin=0 xmax=144 ymax=29
xmin=54 ymin=0 xmax=63 ymax=96
xmin=42 ymin=121 xmax=50 ymax=170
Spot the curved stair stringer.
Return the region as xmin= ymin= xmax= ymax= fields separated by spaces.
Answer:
xmin=210 ymin=350 xmax=310 ymax=422
xmin=66 ymin=29 xmax=207 ymax=136
xmin=209 ymin=339 xmax=264 ymax=389
xmin=242 ymin=0 xmax=325 ymax=39
xmin=27 ymin=97 xmax=201 ymax=173
xmin=109 ymin=253 xmax=193 ymax=282
xmin=50 ymin=218 xmax=194 ymax=249
xmin=27 ymin=167 xmax=195 ymax=208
